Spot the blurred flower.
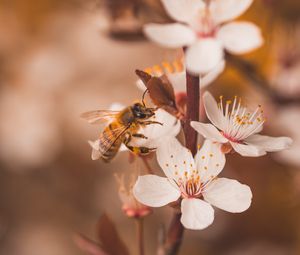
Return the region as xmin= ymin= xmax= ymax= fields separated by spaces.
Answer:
xmin=88 ymin=104 xmax=181 ymax=160
xmin=269 ymin=26 xmax=300 ymax=98
xmin=191 ymin=92 xmax=292 ymax=157
xmin=133 ymin=137 xmax=252 ymax=230
xmin=136 ymin=59 xmax=225 ymax=92
xmin=115 ymin=172 xmax=152 ymax=218
xmin=144 ymin=0 xmax=263 ymax=74
xmin=0 ymin=87 xmax=61 ymax=168
xmin=273 ymin=106 xmax=300 ymax=166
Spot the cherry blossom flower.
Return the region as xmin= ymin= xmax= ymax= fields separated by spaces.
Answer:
xmin=191 ymin=92 xmax=292 ymax=157
xmin=136 ymin=59 xmax=225 ymax=92
xmin=144 ymin=0 xmax=263 ymax=74
xmin=133 ymin=137 xmax=252 ymax=230
xmin=115 ymin=172 xmax=152 ymax=218
xmin=88 ymin=104 xmax=181 ymax=160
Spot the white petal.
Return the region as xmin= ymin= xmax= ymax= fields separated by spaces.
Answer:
xmin=210 ymin=0 xmax=253 ymax=24
xmin=88 ymin=140 xmax=101 ymax=160
xmin=191 ymin=122 xmax=227 ymax=143
xmin=245 ymin=134 xmax=293 ymax=152
xmin=156 ymin=137 xmax=195 ymax=180
xmin=185 ymin=39 xmax=224 ymax=74
xmin=129 ymin=109 xmax=181 ymax=148
xmin=161 ymin=0 xmax=205 ymax=23
xmin=195 ymin=139 xmax=226 ymax=183
xmin=166 ymin=71 xmax=186 ymax=92
xmin=144 ymin=23 xmax=196 ymax=48
xmin=136 ymin=79 xmax=146 ymax=91
xmin=217 ymin=22 xmax=263 ymax=54
xmin=119 ymin=144 xmax=128 ymax=152
xmin=203 ymin=178 xmax=252 ymax=213
xmin=203 ymin=91 xmax=224 ymax=130
xmin=181 ymin=198 xmax=214 ymax=230
xmin=230 ymin=142 xmax=266 ymax=157
xmin=201 ymin=60 xmax=225 ymax=88
xmin=133 ymin=175 xmax=180 ymax=207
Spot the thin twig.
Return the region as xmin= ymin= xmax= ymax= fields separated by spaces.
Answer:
xmin=141 ymin=156 xmax=154 ymax=174
xmin=136 ymin=218 xmax=145 ymax=255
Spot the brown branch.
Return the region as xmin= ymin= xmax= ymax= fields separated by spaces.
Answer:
xmin=157 ymin=71 xmax=200 ymax=255
xmin=184 ymin=72 xmax=200 ymax=155
xmin=157 ymin=212 xmax=184 ymax=255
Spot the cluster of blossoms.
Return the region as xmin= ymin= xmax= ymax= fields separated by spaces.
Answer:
xmin=129 ymin=0 xmax=291 ymax=230
xmin=84 ymin=0 xmax=293 ymax=234
xmin=132 ymin=91 xmax=291 ymax=229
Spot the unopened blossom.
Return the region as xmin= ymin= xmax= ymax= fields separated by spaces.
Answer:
xmin=191 ymin=92 xmax=292 ymax=157
xmin=115 ymin=173 xmax=152 ymax=218
xmin=89 ymin=104 xmax=181 ymax=160
xmin=136 ymin=59 xmax=225 ymax=92
xmin=133 ymin=137 xmax=252 ymax=230
xmin=144 ymin=0 xmax=263 ymax=74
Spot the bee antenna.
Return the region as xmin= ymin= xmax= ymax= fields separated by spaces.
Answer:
xmin=142 ymin=89 xmax=148 ymax=106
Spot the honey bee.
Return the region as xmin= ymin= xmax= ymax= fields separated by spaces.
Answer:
xmin=81 ymin=93 xmax=161 ymax=162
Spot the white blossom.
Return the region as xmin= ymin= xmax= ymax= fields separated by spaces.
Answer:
xmin=191 ymin=92 xmax=292 ymax=157
xmin=133 ymin=137 xmax=252 ymax=230
xmin=144 ymin=0 xmax=263 ymax=74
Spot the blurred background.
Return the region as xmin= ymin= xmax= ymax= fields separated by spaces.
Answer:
xmin=0 ymin=0 xmax=300 ymax=254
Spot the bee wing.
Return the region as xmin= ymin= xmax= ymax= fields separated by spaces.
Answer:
xmin=80 ymin=110 xmax=120 ymax=124
xmin=99 ymin=124 xmax=130 ymax=154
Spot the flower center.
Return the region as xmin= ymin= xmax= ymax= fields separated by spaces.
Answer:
xmin=192 ymin=7 xmax=217 ymax=38
xmin=218 ymin=95 xmax=266 ymax=141
xmin=179 ymin=176 xmax=202 ymax=198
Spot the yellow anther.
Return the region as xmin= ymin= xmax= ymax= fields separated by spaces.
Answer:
xmin=162 ymin=61 xmax=173 ymax=73
xmin=209 ymin=153 xmax=213 ymax=157
xmin=173 ymin=59 xmax=184 ymax=72
xmin=144 ymin=67 xmax=153 ymax=74
xmin=226 ymin=100 xmax=232 ymax=104
xmin=204 ymin=166 xmax=208 ymax=170
xmin=153 ymin=65 xmax=163 ymax=75
xmin=201 ymin=156 xmax=205 ymax=159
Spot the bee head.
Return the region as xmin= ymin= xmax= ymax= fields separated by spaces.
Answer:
xmin=132 ymin=102 xmax=155 ymax=119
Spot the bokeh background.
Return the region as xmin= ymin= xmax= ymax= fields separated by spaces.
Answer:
xmin=0 ymin=0 xmax=300 ymax=254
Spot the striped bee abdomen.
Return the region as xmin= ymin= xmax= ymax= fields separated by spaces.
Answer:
xmin=99 ymin=122 xmax=126 ymax=161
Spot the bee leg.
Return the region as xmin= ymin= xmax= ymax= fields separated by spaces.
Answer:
xmin=138 ymin=120 xmax=163 ymax=126
xmin=126 ymin=145 xmax=156 ymax=155
xmin=124 ymin=133 xmax=155 ymax=155
xmin=132 ymin=133 xmax=148 ymax=139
